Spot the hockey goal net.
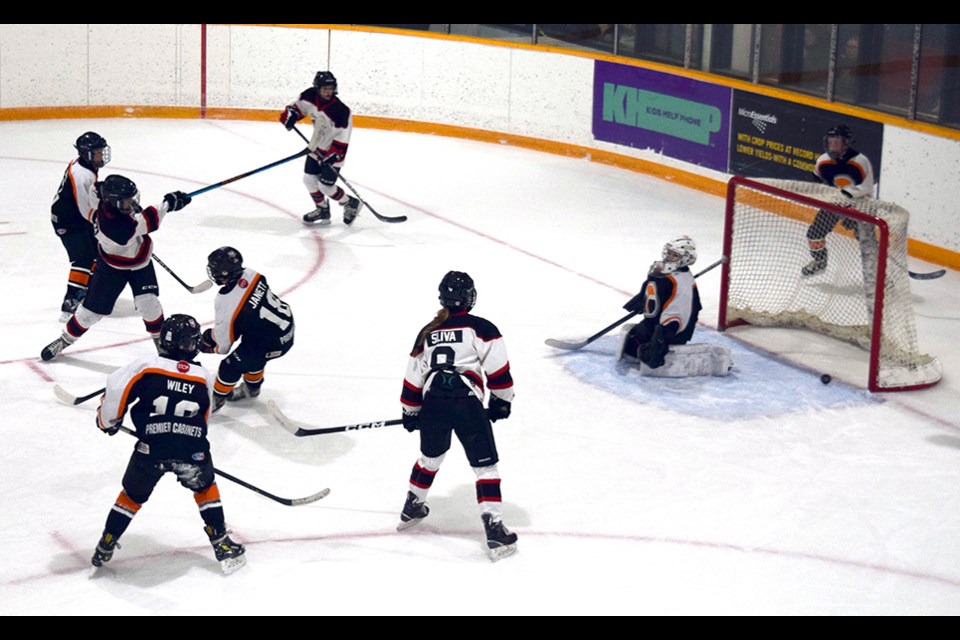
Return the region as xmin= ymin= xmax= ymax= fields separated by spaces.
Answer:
xmin=719 ymin=176 xmax=941 ymax=391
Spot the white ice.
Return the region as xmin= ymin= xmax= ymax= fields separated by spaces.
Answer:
xmin=1 ymin=118 xmax=959 ymax=616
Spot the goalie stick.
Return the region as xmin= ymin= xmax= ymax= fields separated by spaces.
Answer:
xmin=153 ymin=254 xmax=213 ymax=294
xmin=544 ymin=256 xmax=727 ymax=351
xmin=292 ymin=127 xmax=407 ymax=224
xmin=267 ymin=400 xmax=402 ymax=437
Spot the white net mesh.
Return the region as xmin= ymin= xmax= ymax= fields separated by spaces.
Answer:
xmin=724 ymin=178 xmax=941 ymax=391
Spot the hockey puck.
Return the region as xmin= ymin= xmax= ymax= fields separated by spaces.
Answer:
xmin=820 ymin=374 xmax=832 ymax=385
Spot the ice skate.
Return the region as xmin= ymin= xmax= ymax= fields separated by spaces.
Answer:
xmin=342 ymin=196 xmax=362 ymax=225
xmin=801 ymin=257 xmax=828 ymax=276
xmin=91 ymin=532 xmax=119 ymax=568
xmin=397 ymin=491 xmax=429 ymax=531
xmin=59 ymin=295 xmax=82 ymax=323
xmin=303 ymin=202 xmax=331 ymax=226
xmin=228 ymin=381 xmax=261 ymax=402
xmin=205 ymin=525 xmax=247 ymax=575
xmin=482 ymin=513 xmax=518 ymax=561
xmin=41 ymin=336 xmax=69 ymax=361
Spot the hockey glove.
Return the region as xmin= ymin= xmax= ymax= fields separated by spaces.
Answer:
xmin=402 ymin=410 xmax=420 ymax=432
xmin=163 ymin=191 xmax=191 ymax=212
xmin=199 ymin=329 xmax=216 ymax=354
xmin=98 ymin=417 xmax=120 ymax=436
xmin=321 ymin=151 xmax=341 ymax=166
xmin=281 ymin=107 xmax=300 ymax=130
xmin=488 ymin=395 xmax=512 ymax=422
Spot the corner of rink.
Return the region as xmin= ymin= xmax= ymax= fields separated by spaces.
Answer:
xmin=550 ymin=329 xmax=879 ymax=420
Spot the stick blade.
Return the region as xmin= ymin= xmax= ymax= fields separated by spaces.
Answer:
xmin=53 ymin=384 xmax=81 ymax=406
xmin=289 ymin=487 xmax=332 ymax=506
xmin=544 ymin=338 xmax=588 ymax=351
xmin=372 ymin=212 xmax=407 ymax=223
xmin=266 ymin=399 xmax=300 ymax=435
xmin=190 ymin=280 xmax=214 ymax=293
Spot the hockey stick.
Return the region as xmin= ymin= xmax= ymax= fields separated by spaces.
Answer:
xmin=54 ymin=384 xmax=105 ymax=405
xmin=909 ymin=269 xmax=946 ymax=280
xmin=267 ymin=399 xmax=402 ymax=437
xmin=544 ymin=256 xmax=727 ymax=351
xmin=153 ymin=253 xmax=213 ymax=294
xmin=110 ymin=423 xmax=331 ymax=506
xmin=184 ymin=149 xmax=309 ymax=198
xmin=292 ymin=128 xmax=407 ymax=224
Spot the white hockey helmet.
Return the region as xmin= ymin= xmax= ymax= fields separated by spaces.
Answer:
xmin=661 ymin=235 xmax=697 ymax=273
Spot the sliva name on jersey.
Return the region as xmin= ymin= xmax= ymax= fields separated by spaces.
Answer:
xmin=429 ymin=329 xmax=463 ymax=345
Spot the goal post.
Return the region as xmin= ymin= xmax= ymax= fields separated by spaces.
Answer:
xmin=719 ymin=176 xmax=941 ymax=392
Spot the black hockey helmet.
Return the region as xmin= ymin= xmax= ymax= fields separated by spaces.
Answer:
xmin=98 ymin=174 xmax=139 ymax=215
xmin=823 ymin=124 xmax=854 ymax=158
xmin=75 ymin=131 xmax=111 ymax=169
xmin=206 ymin=246 xmax=244 ymax=285
xmin=439 ymin=271 xmax=476 ymax=312
xmin=158 ymin=314 xmax=201 ymax=360
xmin=313 ymin=70 xmax=338 ymax=94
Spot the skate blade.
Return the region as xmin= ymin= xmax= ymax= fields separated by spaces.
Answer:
xmin=219 ymin=554 xmax=247 ymax=576
xmin=487 ymin=543 xmax=518 ymax=562
xmin=396 ymin=517 xmax=426 ymax=532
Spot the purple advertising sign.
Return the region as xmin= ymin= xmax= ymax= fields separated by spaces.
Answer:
xmin=593 ymin=60 xmax=732 ymax=172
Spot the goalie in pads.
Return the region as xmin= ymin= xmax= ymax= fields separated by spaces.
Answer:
xmin=618 ymin=236 xmax=732 ymax=377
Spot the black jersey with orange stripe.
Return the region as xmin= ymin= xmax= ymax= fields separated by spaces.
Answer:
xmin=97 ymin=354 xmax=217 ymax=461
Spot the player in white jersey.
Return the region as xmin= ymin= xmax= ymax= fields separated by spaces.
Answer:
xmin=199 ymin=246 xmax=295 ymax=412
xmin=90 ymin=314 xmax=246 ymax=575
xmin=280 ymin=70 xmax=362 ymax=226
xmin=619 ymin=236 xmax=703 ymax=367
xmin=50 ymin=131 xmax=109 ymax=321
xmin=40 ymin=175 xmax=192 ymax=361
xmin=397 ymin=271 xmax=519 ymax=561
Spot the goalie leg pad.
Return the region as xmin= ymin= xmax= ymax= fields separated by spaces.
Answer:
xmin=639 ymin=343 xmax=733 ymax=377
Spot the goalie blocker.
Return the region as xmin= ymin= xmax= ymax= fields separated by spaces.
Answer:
xmin=618 ymin=324 xmax=733 ymax=377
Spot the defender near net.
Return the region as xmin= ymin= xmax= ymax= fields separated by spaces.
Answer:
xmin=718 ymin=177 xmax=941 ymax=392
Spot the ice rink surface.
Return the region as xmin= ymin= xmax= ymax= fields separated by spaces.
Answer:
xmin=1 ymin=118 xmax=959 ymax=615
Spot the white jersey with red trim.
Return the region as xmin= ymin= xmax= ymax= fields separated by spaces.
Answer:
xmin=400 ymin=311 xmax=514 ymax=413
xmin=93 ymin=200 xmax=173 ymax=270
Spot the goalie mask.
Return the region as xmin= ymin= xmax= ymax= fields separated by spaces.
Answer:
xmin=98 ymin=174 xmax=139 ymax=216
xmin=75 ymin=131 xmax=111 ymax=169
xmin=439 ymin=270 xmax=477 ymax=312
xmin=660 ymin=235 xmax=697 ymax=274
xmin=158 ymin=314 xmax=201 ymax=360
xmin=206 ymin=246 xmax=244 ymax=285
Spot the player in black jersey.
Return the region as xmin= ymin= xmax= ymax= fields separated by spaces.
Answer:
xmin=90 ymin=314 xmax=246 ymax=575
xmin=280 ymin=70 xmax=362 ymax=226
xmin=50 ymin=131 xmax=109 ymax=321
xmin=200 ymin=247 xmax=295 ymax=411
xmin=801 ymin=125 xmax=876 ymax=276
xmin=397 ymin=271 xmax=518 ymax=561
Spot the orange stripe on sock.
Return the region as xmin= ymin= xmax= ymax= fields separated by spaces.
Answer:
xmin=116 ymin=491 xmax=142 ymax=513
xmin=194 ymin=483 xmax=221 ymax=507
